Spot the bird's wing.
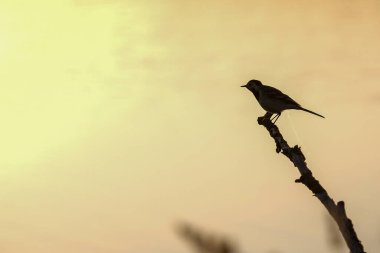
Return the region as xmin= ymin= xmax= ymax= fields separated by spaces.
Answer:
xmin=261 ymin=85 xmax=300 ymax=106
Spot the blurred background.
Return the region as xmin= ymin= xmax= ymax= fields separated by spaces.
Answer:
xmin=0 ymin=0 xmax=379 ymax=252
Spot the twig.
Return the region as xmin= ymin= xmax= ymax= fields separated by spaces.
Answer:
xmin=257 ymin=113 xmax=366 ymax=253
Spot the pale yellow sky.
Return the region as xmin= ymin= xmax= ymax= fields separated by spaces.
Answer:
xmin=0 ymin=1 xmax=380 ymax=253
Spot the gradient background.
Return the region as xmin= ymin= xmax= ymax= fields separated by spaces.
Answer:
xmin=1 ymin=1 xmax=380 ymax=252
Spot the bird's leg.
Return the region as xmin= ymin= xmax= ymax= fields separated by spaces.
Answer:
xmin=272 ymin=113 xmax=281 ymax=124
xmin=264 ymin=112 xmax=273 ymax=119
xmin=270 ymin=114 xmax=278 ymax=121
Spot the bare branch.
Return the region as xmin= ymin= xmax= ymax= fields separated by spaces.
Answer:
xmin=257 ymin=113 xmax=366 ymax=253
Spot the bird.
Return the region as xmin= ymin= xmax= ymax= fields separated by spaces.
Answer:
xmin=241 ymin=79 xmax=324 ymax=123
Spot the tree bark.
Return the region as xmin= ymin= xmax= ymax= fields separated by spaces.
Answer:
xmin=257 ymin=113 xmax=366 ymax=253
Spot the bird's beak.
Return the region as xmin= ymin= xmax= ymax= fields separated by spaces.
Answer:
xmin=240 ymin=85 xmax=247 ymax=87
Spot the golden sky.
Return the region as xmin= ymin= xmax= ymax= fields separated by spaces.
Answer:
xmin=1 ymin=1 xmax=380 ymax=252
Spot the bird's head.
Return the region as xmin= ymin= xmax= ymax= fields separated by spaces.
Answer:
xmin=240 ymin=79 xmax=262 ymax=92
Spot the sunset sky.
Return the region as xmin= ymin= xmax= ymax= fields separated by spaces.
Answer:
xmin=1 ymin=1 xmax=380 ymax=252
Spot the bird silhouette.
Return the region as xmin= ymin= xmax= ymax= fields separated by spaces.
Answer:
xmin=241 ymin=79 xmax=324 ymax=123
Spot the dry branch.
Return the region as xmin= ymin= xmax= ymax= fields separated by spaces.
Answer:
xmin=257 ymin=113 xmax=365 ymax=253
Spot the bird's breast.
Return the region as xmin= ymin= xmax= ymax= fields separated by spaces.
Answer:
xmin=258 ymin=95 xmax=282 ymax=114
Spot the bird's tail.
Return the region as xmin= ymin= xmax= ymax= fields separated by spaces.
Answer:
xmin=298 ymin=107 xmax=325 ymax=118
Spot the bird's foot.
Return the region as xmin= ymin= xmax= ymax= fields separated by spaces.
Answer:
xmin=258 ymin=112 xmax=273 ymax=125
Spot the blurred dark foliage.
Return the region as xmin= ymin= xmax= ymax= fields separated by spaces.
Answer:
xmin=176 ymin=222 xmax=238 ymax=253
xmin=175 ymin=215 xmax=347 ymax=253
xmin=325 ymin=215 xmax=344 ymax=250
